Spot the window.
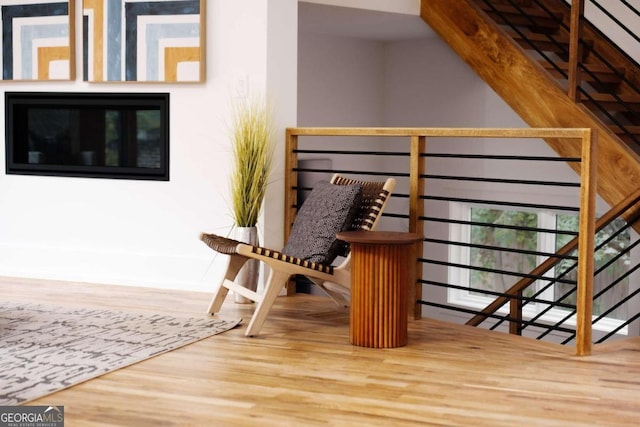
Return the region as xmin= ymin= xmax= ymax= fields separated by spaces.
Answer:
xmin=448 ymin=203 xmax=631 ymax=332
xmin=5 ymin=92 xmax=169 ymax=180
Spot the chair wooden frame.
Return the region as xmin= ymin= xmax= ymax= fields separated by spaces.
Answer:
xmin=200 ymin=174 xmax=396 ymax=337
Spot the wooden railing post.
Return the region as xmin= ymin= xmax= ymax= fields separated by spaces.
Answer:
xmin=409 ymin=135 xmax=426 ymax=320
xmin=576 ymin=128 xmax=597 ymax=356
xmin=568 ymin=0 xmax=585 ymax=102
xmin=284 ymin=129 xmax=298 ymax=295
xmin=509 ymin=290 xmax=523 ymax=336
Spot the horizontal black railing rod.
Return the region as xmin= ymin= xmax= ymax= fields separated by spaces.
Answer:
xmin=591 ymin=267 xmax=640 ymax=328
xmin=508 ymin=0 xmax=574 ymax=55
xmin=580 ymin=89 xmax=637 ymax=122
xmin=621 ymin=0 xmax=640 ymax=18
xmin=423 ymin=153 xmax=581 ymax=162
xmin=492 ymin=277 xmax=577 ymax=332
xmin=294 ymin=169 xmax=409 ymax=179
xmin=292 ymin=188 xmax=410 ymax=199
xmin=508 ymin=0 xmax=640 ymax=145
xmin=421 ymin=299 xmax=576 ymax=334
xmin=533 ymin=284 xmax=587 ymax=340
xmin=575 ymin=18 xmax=640 ymax=95
xmin=498 ymin=0 xmax=567 ymax=47
xmin=422 ymin=216 xmax=579 ymax=237
xmin=488 ymin=310 xmax=578 ymax=335
xmin=423 ymin=237 xmax=578 ymax=260
xmin=419 ymin=299 xmax=516 ymax=321
xmin=538 ymin=0 xmax=640 ymax=92
xmin=484 ymin=0 xmax=570 ymax=78
xmin=292 ymin=187 xmax=409 ymax=198
xmin=422 ymin=279 xmax=512 ymax=300
xmin=535 ymin=0 xmax=571 ymax=33
xmin=294 ymin=149 xmax=410 ymax=157
xmin=524 ymin=265 xmax=576 ymax=306
xmin=590 ymin=0 xmax=640 ymax=45
xmin=593 ymin=237 xmax=640 ymax=279
xmin=422 ymin=174 xmax=580 ymax=187
xmin=489 ymin=247 xmax=581 ymax=331
xmin=420 ymin=258 xmax=578 ymax=285
xmin=523 ymin=219 xmax=637 ymax=307
xmin=579 ymin=100 xmax=640 ymax=142
xmin=577 ymin=89 xmax=639 ymax=144
xmin=594 ymin=258 xmax=640 ymax=305
xmin=508 ymin=13 xmax=569 ymax=59
xmin=578 ymin=49 xmax=630 ymax=84
xmin=491 ymin=235 xmax=597 ymax=330
xmin=520 ymin=259 xmax=584 ymax=334
xmin=596 ymin=311 xmax=640 ymax=343
xmin=501 ymin=253 xmax=586 ymax=333
xmin=422 ymin=279 xmax=576 ymax=309
xmin=569 ymin=62 xmax=638 ymax=146
xmin=582 ymin=45 xmax=640 ymax=92
xmin=422 ymin=195 xmax=581 ymax=212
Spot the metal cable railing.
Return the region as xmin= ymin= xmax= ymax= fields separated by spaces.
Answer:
xmin=286 ymin=127 xmax=605 ymax=356
xmin=484 ymin=216 xmax=639 ymax=343
xmin=473 ymin=0 xmax=640 ymax=146
xmin=590 ymin=0 xmax=640 ymax=46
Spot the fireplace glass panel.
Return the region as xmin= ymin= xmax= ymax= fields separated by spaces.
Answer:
xmin=6 ymin=92 xmax=169 ymax=180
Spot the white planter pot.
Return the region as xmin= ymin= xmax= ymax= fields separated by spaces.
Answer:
xmin=234 ymin=226 xmax=259 ymax=304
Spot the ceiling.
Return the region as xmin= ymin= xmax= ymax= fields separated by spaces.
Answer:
xmin=298 ymin=2 xmax=435 ymax=41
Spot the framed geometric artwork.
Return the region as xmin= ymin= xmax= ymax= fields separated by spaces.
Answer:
xmin=83 ymin=0 xmax=205 ymax=83
xmin=1 ymin=0 xmax=75 ymax=81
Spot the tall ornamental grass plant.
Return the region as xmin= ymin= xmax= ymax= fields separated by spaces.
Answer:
xmin=229 ymin=95 xmax=274 ymax=227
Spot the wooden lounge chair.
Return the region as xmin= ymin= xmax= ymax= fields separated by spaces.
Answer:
xmin=200 ymin=174 xmax=396 ymax=336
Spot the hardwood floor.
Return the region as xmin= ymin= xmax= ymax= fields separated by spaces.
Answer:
xmin=3 ymin=276 xmax=640 ymax=426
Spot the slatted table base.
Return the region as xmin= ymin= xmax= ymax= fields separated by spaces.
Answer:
xmin=338 ymin=231 xmax=421 ymax=348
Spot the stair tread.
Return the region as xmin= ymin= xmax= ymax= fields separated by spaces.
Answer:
xmin=540 ymin=61 xmax=625 ymax=85
xmin=477 ymin=2 xmax=564 ymax=31
xmin=587 ymin=93 xmax=640 ymax=103
xmin=505 ymin=28 xmax=594 ymax=47
xmin=505 ymin=28 xmax=569 ymax=43
xmin=609 ymin=125 xmax=640 ymax=134
xmin=541 ymin=61 xmax=625 ymax=74
xmin=478 ymin=3 xmax=563 ymax=20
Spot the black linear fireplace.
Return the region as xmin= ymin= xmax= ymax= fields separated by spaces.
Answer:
xmin=5 ymin=92 xmax=169 ymax=180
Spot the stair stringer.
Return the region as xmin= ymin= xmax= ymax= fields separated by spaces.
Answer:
xmin=421 ymin=0 xmax=640 ymax=217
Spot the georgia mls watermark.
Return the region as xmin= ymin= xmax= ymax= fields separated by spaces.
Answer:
xmin=0 ymin=406 xmax=64 ymax=427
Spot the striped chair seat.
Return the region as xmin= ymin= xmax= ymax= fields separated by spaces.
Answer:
xmin=200 ymin=233 xmax=334 ymax=274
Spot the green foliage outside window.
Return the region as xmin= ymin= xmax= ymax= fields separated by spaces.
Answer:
xmin=469 ymin=208 xmax=538 ymax=295
xmin=555 ymin=215 xmax=629 ymax=320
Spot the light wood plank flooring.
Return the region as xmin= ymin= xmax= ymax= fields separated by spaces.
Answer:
xmin=2 ymin=276 xmax=640 ymax=426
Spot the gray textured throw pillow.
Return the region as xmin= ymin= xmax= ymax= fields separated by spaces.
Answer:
xmin=282 ymin=181 xmax=362 ymax=264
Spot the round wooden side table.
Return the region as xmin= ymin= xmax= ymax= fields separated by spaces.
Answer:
xmin=336 ymin=230 xmax=422 ymax=348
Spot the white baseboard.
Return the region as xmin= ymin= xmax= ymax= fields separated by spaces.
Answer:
xmin=0 ymin=243 xmax=228 ymax=292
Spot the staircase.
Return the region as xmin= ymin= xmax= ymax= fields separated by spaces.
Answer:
xmin=420 ymin=0 xmax=640 ymax=220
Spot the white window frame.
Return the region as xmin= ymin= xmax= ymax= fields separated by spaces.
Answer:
xmin=447 ymin=202 xmax=627 ymax=334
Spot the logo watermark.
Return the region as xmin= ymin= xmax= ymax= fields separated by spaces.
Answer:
xmin=0 ymin=406 xmax=64 ymax=427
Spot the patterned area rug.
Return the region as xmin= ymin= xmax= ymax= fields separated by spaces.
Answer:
xmin=0 ymin=302 xmax=241 ymax=405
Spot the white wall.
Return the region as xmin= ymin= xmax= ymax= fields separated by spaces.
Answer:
xmin=383 ymin=38 xmax=489 ymax=127
xmin=298 ymin=34 xmax=384 ymax=126
xmin=301 ymin=0 xmax=419 ymax=15
xmin=297 ymin=24 xmax=588 ymax=322
xmin=0 ymin=0 xmax=297 ymax=291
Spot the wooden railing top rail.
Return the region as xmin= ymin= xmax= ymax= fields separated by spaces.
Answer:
xmin=287 ymin=127 xmax=592 ymax=138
